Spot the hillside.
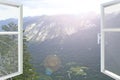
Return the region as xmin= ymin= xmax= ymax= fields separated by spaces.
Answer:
xmin=24 ymin=14 xmax=113 ymax=80
xmin=0 ymin=13 xmax=116 ymax=80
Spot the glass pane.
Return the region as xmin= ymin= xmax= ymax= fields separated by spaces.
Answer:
xmin=105 ymin=32 xmax=120 ymax=75
xmin=0 ymin=35 xmax=18 ymax=77
xmin=0 ymin=5 xmax=18 ymax=31
xmin=104 ymin=3 xmax=120 ymax=28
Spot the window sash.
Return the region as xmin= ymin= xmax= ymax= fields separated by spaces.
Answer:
xmin=101 ymin=0 xmax=120 ymax=80
xmin=0 ymin=1 xmax=23 ymax=80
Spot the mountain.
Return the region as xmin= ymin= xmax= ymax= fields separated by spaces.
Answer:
xmin=24 ymin=13 xmax=120 ymax=80
xmin=0 ymin=13 xmax=116 ymax=80
xmin=24 ymin=14 xmax=113 ymax=80
xmin=24 ymin=14 xmax=100 ymax=66
xmin=25 ymin=14 xmax=99 ymax=42
xmin=0 ymin=18 xmax=17 ymax=31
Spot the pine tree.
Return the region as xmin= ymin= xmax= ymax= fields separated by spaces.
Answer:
xmin=12 ymin=36 xmax=39 ymax=80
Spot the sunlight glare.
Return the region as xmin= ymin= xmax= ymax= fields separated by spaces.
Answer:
xmin=44 ymin=0 xmax=101 ymax=14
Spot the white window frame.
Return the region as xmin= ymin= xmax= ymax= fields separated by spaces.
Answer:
xmin=0 ymin=1 xmax=23 ymax=80
xmin=101 ymin=0 xmax=120 ymax=80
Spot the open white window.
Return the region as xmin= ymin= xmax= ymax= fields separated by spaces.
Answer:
xmin=0 ymin=1 xmax=23 ymax=80
xmin=101 ymin=0 xmax=120 ymax=80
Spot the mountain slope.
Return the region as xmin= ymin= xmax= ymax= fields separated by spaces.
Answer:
xmin=24 ymin=14 xmax=113 ymax=80
xmin=25 ymin=14 xmax=98 ymax=43
xmin=0 ymin=13 xmax=115 ymax=80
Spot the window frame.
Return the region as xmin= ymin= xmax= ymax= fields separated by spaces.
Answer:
xmin=0 ymin=1 xmax=23 ymax=80
xmin=101 ymin=0 xmax=120 ymax=80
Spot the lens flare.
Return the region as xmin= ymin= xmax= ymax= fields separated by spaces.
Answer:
xmin=44 ymin=54 xmax=61 ymax=75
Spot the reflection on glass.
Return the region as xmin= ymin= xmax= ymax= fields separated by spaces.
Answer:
xmin=104 ymin=3 xmax=120 ymax=28
xmin=105 ymin=32 xmax=120 ymax=75
xmin=0 ymin=5 xmax=18 ymax=31
xmin=0 ymin=35 xmax=18 ymax=77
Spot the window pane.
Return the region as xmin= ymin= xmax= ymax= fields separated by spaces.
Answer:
xmin=104 ymin=3 xmax=120 ymax=28
xmin=0 ymin=5 xmax=18 ymax=31
xmin=105 ymin=32 xmax=120 ymax=75
xmin=0 ymin=35 xmax=18 ymax=77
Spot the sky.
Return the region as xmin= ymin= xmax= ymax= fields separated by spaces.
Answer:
xmin=0 ymin=0 xmax=113 ymax=20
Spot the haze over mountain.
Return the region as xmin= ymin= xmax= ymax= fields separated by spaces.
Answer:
xmin=1 ymin=12 xmax=118 ymax=80
xmin=24 ymin=14 xmax=100 ymax=60
xmin=22 ymin=13 xmax=118 ymax=80
xmin=24 ymin=14 xmax=99 ymax=42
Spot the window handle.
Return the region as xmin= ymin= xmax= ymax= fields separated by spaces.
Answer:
xmin=97 ymin=33 xmax=101 ymax=45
